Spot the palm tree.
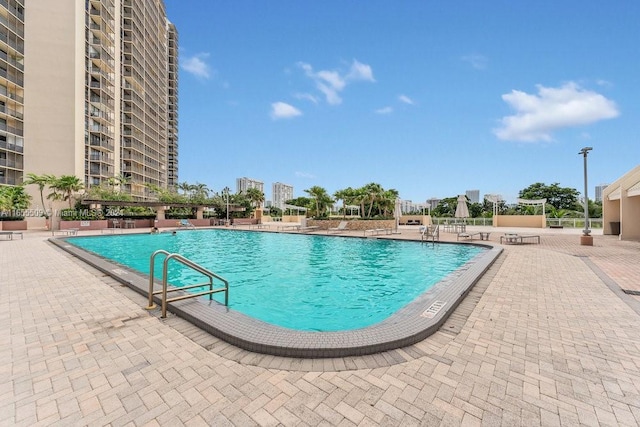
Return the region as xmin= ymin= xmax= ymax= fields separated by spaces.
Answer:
xmin=49 ymin=175 xmax=84 ymax=208
xmin=333 ymin=188 xmax=348 ymax=219
xmin=363 ymin=182 xmax=384 ymax=218
xmin=304 ymin=186 xmax=333 ymax=218
xmin=380 ymin=189 xmax=399 ymax=217
xmin=177 ymin=181 xmax=193 ymax=197
xmin=191 ymin=182 xmax=210 ymax=202
xmin=23 ymin=173 xmax=55 ymax=219
xmin=245 ymin=187 xmax=264 ymax=210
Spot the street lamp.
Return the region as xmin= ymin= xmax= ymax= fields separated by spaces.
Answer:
xmin=223 ymin=186 xmax=230 ymax=225
xmin=579 ymin=147 xmax=593 ymax=244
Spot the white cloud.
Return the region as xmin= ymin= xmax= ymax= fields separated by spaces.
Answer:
xmin=494 ymin=82 xmax=619 ymax=142
xmin=181 ymin=53 xmax=212 ymax=79
xmin=346 ymin=60 xmax=375 ymax=82
xmin=461 ymin=53 xmax=488 ymax=70
xmin=270 ymin=102 xmax=302 ymax=120
xmin=375 ymin=106 xmax=393 ymax=114
xmin=297 ymin=59 xmax=375 ymax=105
xmin=294 ymin=93 xmax=319 ymax=104
xmin=295 ymin=171 xmax=316 ymax=179
xmin=398 ymin=95 xmax=415 ymax=105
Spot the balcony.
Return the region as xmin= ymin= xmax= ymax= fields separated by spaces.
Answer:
xmin=0 ymin=139 xmax=23 ymax=153
xmin=0 ymin=122 xmax=23 ymax=137
xmin=0 ymin=67 xmax=24 ymax=86
xmin=0 ymin=157 xmax=22 ymax=169
xmin=0 ymin=104 xmax=23 ymax=120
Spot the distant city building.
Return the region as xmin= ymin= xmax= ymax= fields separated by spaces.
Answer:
xmin=399 ymin=200 xmax=427 ymax=214
xmin=595 ymin=184 xmax=609 ymax=202
xmin=236 ymin=177 xmax=264 ymax=194
xmin=426 ymin=198 xmax=441 ymax=211
xmin=466 ymin=189 xmax=480 ymax=204
xmin=272 ymin=182 xmax=293 ymax=210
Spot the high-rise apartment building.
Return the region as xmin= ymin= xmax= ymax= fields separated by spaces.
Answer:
xmin=272 ymin=182 xmax=293 ymax=210
xmin=466 ymin=189 xmax=480 ymax=204
xmin=0 ymin=1 xmax=24 ymax=187
xmin=236 ymin=177 xmax=264 ymax=194
xmin=23 ymin=0 xmax=177 ymax=200
xmin=166 ymin=22 xmax=178 ymax=189
xmin=595 ymin=184 xmax=609 ymax=202
xmin=426 ymin=198 xmax=441 ymax=211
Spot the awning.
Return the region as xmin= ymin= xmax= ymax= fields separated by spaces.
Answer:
xmin=627 ymin=181 xmax=640 ymax=198
xmin=607 ymin=187 xmax=621 ymax=201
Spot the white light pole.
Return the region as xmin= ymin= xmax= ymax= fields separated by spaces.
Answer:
xmin=579 ymin=147 xmax=593 ymax=245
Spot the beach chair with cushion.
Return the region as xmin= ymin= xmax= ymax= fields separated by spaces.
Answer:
xmin=179 ymin=219 xmax=196 ymax=229
xmin=327 ymin=221 xmax=349 ymax=234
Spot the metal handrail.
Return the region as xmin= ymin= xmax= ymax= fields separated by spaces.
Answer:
xmin=146 ymin=249 xmax=229 ymax=318
xmin=420 ymin=225 xmax=439 ymax=244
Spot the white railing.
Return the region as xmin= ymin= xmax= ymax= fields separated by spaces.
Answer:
xmin=429 ymin=217 xmax=603 ymax=229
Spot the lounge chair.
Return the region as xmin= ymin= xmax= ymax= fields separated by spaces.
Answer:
xmin=327 ymin=221 xmax=349 ymax=234
xmin=298 ymin=217 xmax=320 ymax=233
xmin=179 ymin=219 xmax=196 ymax=229
xmin=457 ymin=231 xmax=481 ymax=241
xmin=0 ymin=231 xmax=23 ymax=240
xmin=500 ymin=233 xmax=540 ymax=244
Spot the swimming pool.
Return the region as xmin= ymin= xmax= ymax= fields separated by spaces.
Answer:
xmin=68 ymin=229 xmax=483 ymax=331
xmin=54 ymin=230 xmax=502 ymax=357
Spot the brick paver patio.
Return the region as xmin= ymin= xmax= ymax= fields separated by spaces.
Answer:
xmin=1 ymin=227 xmax=639 ymax=426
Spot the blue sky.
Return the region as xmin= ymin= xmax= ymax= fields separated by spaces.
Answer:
xmin=165 ymin=0 xmax=639 ymax=204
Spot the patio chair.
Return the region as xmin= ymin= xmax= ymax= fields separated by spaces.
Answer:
xmin=179 ymin=219 xmax=196 ymax=229
xmin=328 ymin=221 xmax=349 ymax=234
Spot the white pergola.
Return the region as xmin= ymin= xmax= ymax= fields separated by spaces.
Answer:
xmin=517 ymin=198 xmax=547 ymax=216
xmin=283 ymin=204 xmax=307 ymax=215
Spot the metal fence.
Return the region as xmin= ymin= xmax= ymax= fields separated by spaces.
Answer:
xmin=430 ymin=217 xmax=603 ymax=229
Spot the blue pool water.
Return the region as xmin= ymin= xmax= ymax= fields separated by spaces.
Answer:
xmin=69 ymin=230 xmax=484 ymax=331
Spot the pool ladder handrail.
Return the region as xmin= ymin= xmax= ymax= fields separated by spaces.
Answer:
xmin=146 ymin=249 xmax=229 ymax=318
xmin=421 ymin=224 xmax=439 ymax=244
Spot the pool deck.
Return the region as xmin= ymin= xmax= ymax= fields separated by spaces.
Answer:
xmin=2 ymin=225 xmax=640 ymax=425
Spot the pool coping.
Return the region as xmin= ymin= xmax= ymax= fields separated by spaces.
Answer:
xmin=49 ymin=233 xmax=503 ymax=358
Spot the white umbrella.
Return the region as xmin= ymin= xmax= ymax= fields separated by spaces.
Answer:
xmin=394 ymin=198 xmax=401 ymax=232
xmin=455 ymin=195 xmax=469 ymax=219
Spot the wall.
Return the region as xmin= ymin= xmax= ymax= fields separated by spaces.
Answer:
xmin=308 ymin=219 xmax=395 ymax=231
xmin=154 ymin=219 xmax=211 ymax=228
xmin=59 ymin=220 xmax=108 ymax=231
xmin=602 ymin=165 xmax=640 ymax=241
xmin=0 ymin=221 xmax=28 ymax=230
xmin=399 ymin=215 xmax=431 ymax=225
xmin=493 ymin=215 xmax=546 ymax=228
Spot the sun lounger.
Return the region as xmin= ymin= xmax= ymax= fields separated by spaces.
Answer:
xmin=364 ymin=228 xmax=392 ymax=236
xmin=0 ymin=231 xmax=23 ymax=240
xmin=179 ymin=219 xmax=196 ymax=229
xmin=457 ymin=232 xmax=481 ymax=241
xmin=328 ymin=221 xmax=349 ymax=234
xmin=278 ymin=224 xmax=302 ymax=231
xmin=500 ymin=234 xmax=540 ymax=244
xmin=52 ymin=229 xmax=78 ymax=236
